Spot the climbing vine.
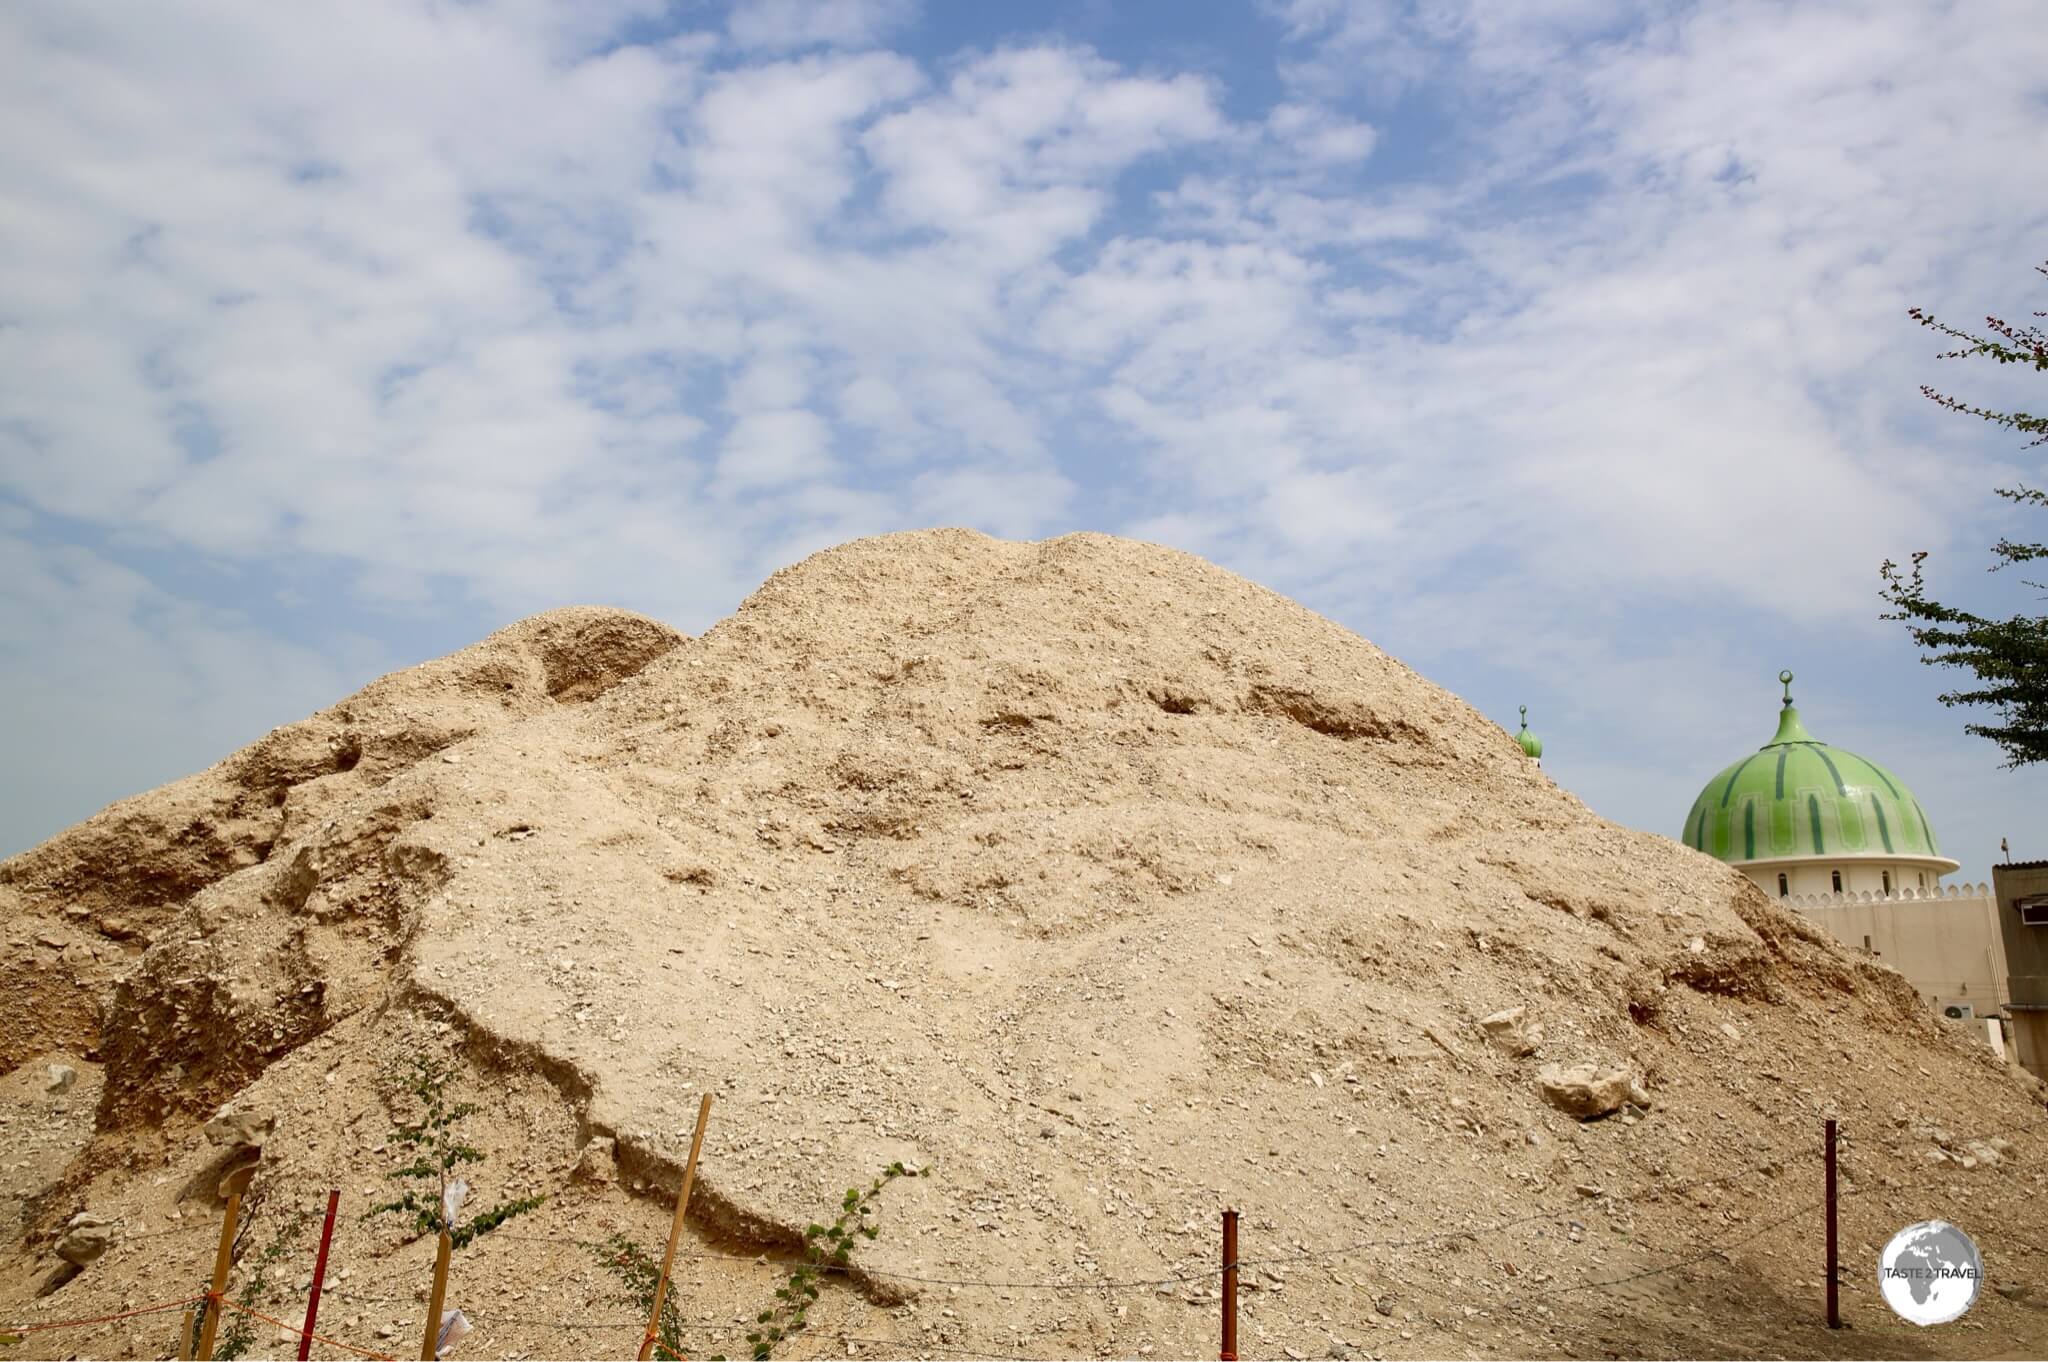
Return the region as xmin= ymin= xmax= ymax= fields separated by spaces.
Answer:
xmin=364 ymin=1055 xmax=544 ymax=1248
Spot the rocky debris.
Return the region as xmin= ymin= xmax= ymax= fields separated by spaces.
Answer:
xmin=0 ymin=606 xmax=685 ymax=1072
xmin=1916 ymin=1128 xmax=2018 ymax=1171
xmin=1536 ymin=1064 xmax=1650 ymax=1120
xmin=1965 ymin=1140 xmax=2003 ymax=1167
xmin=203 ymin=1107 xmax=276 ymax=1151
xmin=54 ymin=1212 xmax=116 ymax=1267
xmin=1478 ymin=1006 xmax=1542 ymax=1057
xmin=45 ymin=1063 xmax=76 ymax=1094
xmin=201 ymin=1106 xmax=273 ymax=1198
xmin=572 ymin=1136 xmax=618 ymax=1185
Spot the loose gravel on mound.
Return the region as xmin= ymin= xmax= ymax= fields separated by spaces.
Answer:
xmin=4 ymin=529 xmax=2046 ymax=1361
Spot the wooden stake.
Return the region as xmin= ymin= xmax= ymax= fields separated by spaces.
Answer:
xmin=196 ymin=1162 xmax=256 ymax=1362
xmin=639 ymin=1093 xmax=715 ymax=1362
xmin=420 ymin=1228 xmax=452 ymax=1361
xmin=1825 ymin=1118 xmax=1841 ymax=1329
xmin=1220 ymin=1208 xmax=1239 ymax=1362
xmin=299 ymin=1190 xmax=341 ymax=1362
xmin=177 ymin=1307 xmax=197 ymax=1360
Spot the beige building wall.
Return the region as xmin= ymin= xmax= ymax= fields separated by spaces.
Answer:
xmin=1990 ymin=862 xmax=2048 ymax=1080
xmin=1782 ymin=882 xmax=2009 ymax=1012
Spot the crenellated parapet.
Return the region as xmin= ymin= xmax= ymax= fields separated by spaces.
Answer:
xmin=1785 ymin=882 xmax=1992 ymax=909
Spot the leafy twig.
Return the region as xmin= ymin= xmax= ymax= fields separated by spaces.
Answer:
xmin=363 ymin=1055 xmax=544 ymax=1248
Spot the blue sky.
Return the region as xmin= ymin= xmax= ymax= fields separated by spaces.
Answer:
xmin=2 ymin=0 xmax=2045 ymax=882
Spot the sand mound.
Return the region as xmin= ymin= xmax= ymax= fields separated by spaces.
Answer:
xmin=3 ymin=531 xmax=2045 ymax=1360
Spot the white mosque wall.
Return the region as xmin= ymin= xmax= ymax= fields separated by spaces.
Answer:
xmin=1779 ymin=882 xmax=2009 ymax=1011
xmin=1764 ymin=861 xmax=1945 ymax=898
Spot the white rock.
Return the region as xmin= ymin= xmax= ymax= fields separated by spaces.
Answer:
xmin=56 ymin=1213 xmax=116 ymax=1267
xmin=571 ymin=1137 xmax=618 ymax=1185
xmin=204 ymin=1108 xmax=276 ymax=1150
xmin=1536 ymin=1064 xmax=1649 ymax=1120
xmin=45 ymin=1064 xmax=77 ymax=1094
xmin=1478 ymin=1007 xmax=1542 ymax=1057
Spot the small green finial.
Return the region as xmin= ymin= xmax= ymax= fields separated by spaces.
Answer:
xmin=1514 ymin=705 xmax=1543 ymax=760
xmin=1763 ymin=669 xmax=1816 ymax=747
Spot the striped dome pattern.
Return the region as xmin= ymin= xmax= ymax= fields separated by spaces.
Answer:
xmin=1681 ymin=676 xmax=1945 ymax=866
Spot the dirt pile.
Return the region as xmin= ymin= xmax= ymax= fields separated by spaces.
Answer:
xmin=3 ymin=529 xmax=2046 ymax=1360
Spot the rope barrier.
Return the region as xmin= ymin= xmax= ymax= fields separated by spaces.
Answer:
xmin=470 ymin=1142 xmax=1831 ymax=1296
xmin=1554 ymin=1197 xmax=1827 ymax=1294
xmin=0 ymin=1293 xmax=207 ymax=1335
xmin=5 ymin=1137 xmax=2018 ymax=1359
xmin=215 ymin=1296 xmax=397 ymax=1361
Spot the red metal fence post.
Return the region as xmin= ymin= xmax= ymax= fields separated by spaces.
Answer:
xmin=1825 ymin=1118 xmax=1841 ymax=1329
xmin=1221 ymin=1209 xmax=1239 ymax=1362
xmin=298 ymin=1190 xmax=340 ymax=1361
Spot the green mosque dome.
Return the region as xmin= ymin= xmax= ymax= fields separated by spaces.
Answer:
xmin=1681 ymin=671 xmax=1955 ymax=869
xmin=1514 ymin=705 xmax=1543 ymax=760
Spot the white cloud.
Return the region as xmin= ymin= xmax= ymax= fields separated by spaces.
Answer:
xmin=1265 ymin=103 xmax=1377 ymax=163
xmin=715 ymin=410 xmax=837 ymax=492
xmin=726 ymin=0 xmax=917 ymax=52
xmin=2 ymin=0 xmax=2046 ymax=869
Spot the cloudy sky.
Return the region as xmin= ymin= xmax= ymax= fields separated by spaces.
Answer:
xmin=3 ymin=0 xmax=2045 ymax=881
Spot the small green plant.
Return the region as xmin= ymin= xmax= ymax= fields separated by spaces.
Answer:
xmin=364 ymin=1055 xmax=544 ymax=1248
xmin=589 ymin=1232 xmax=685 ymax=1361
xmin=727 ymin=1161 xmax=923 ymax=1362
xmin=214 ymin=1207 xmax=314 ymax=1361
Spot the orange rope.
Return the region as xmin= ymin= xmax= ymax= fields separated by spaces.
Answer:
xmin=216 ymin=1297 xmax=397 ymax=1361
xmin=3 ymin=1293 xmax=208 ymax=1334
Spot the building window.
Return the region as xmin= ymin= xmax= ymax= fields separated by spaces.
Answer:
xmin=1831 ymin=869 xmax=1843 ymax=893
xmin=1777 ymin=873 xmax=1788 ymax=897
xmin=1882 ymin=871 xmax=1892 ymax=894
xmin=1919 ymin=872 xmax=1928 ymax=889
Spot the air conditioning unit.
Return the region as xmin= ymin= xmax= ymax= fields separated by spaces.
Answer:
xmin=1939 ymin=1000 xmax=1976 ymax=1021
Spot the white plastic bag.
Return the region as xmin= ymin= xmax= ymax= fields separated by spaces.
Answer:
xmin=441 ymin=1179 xmax=469 ymax=1224
xmin=435 ymin=1307 xmax=472 ymax=1359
